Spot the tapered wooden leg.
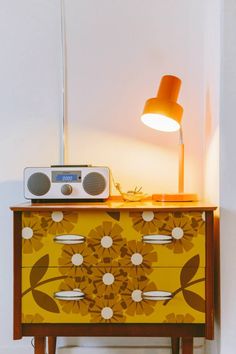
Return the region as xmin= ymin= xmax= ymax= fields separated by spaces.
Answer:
xmin=171 ymin=337 xmax=180 ymax=354
xmin=182 ymin=337 xmax=193 ymax=354
xmin=48 ymin=336 xmax=57 ymax=354
xmin=34 ymin=336 xmax=46 ymax=354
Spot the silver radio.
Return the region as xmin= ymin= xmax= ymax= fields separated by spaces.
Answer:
xmin=24 ymin=165 xmax=110 ymax=201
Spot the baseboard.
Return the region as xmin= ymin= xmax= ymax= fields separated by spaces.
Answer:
xmin=58 ymin=348 xmax=171 ymax=354
xmin=0 ymin=342 xmax=205 ymax=354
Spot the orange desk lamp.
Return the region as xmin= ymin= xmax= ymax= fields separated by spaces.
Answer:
xmin=141 ymin=74 xmax=198 ymax=202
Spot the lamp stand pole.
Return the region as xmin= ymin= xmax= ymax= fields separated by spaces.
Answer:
xmin=152 ymin=126 xmax=198 ymax=202
xmin=178 ymin=127 xmax=184 ymax=194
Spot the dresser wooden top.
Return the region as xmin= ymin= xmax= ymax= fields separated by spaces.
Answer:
xmin=10 ymin=199 xmax=217 ymax=212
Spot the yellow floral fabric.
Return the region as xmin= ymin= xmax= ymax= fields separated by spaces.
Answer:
xmin=40 ymin=211 xmax=78 ymax=234
xmin=58 ymin=243 xmax=98 ymax=279
xmin=58 ymin=278 xmax=94 ymax=315
xmin=189 ymin=212 xmax=206 ymax=235
xmin=22 ymin=212 xmax=46 ymax=254
xmin=90 ymin=264 xmax=128 ymax=297
xmin=164 ymin=313 xmax=195 ymax=323
xmin=22 ymin=313 xmax=44 ymax=323
xmin=21 ymin=210 xmax=206 ymax=324
xmin=90 ymin=297 xmax=125 ymax=323
xmin=158 ymin=212 xmax=198 ymax=253
xmin=129 ymin=211 xmax=164 ymax=234
xmin=120 ymin=278 xmax=158 ymax=316
xmin=87 ymin=221 xmax=125 ymax=263
xmin=119 ymin=240 xmax=157 ymax=276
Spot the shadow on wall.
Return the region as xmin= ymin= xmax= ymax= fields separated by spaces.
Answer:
xmin=0 ymin=178 xmax=24 ymax=257
xmin=0 ymin=180 xmax=24 ymax=343
xmin=0 ymin=179 xmax=25 ymax=269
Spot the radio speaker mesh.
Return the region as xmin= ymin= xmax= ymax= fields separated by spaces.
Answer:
xmin=82 ymin=172 xmax=106 ymax=196
xmin=27 ymin=172 xmax=51 ymax=196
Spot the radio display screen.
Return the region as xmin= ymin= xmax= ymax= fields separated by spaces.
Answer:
xmin=52 ymin=171 xmax=81 ymax=183
xmin=56 ymin=174 xmax=77 ymax=182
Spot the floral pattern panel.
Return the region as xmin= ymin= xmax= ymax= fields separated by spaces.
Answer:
xmin=21 ymin=209 xmax=206 ymax=324
xmin=22 ymin=210 xmax=205 ymax=268
xmin=22 ymin=254 xmax=205 ymax=324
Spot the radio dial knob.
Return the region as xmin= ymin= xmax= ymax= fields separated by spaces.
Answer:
xmin=61 ymin=184 xmax=73 ymax=196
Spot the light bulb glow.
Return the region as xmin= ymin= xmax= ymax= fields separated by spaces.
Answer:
xmin=141 ymin=113 xmax=180 ymax=132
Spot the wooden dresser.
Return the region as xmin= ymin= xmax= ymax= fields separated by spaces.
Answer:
xmin=11 ymin=200 xmax=216 ymax=354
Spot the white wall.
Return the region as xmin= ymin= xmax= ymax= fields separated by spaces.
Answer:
xmin=203 ymin=0 xmax=221 ymax=353
xmin=66 ymin=0 xmax=205 ymax=196
xmin=0 ymin=0 xmax=61 ymax=352
xmin=219 ymin=0 xmax=236 ymax=353
xmin=0 ymin=0 xmax=212 ymax=353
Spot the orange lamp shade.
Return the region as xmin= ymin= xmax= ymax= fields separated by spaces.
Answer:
xmin=141 ymin=75 xmax=183 ymax=132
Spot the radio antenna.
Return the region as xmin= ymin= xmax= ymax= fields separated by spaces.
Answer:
xmin=60 ymin=0 xmax=68 ymax=164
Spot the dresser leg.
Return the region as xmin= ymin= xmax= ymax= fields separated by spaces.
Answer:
xmin=171 ymin=337 xmax=180 ymax=354
xmin=34 ymin=336 xmax=46 ymax=354
xmin=182 ymin=337 xmax=193 ymax=354
xmin=48 ymin=336 xmax=57 ymax=354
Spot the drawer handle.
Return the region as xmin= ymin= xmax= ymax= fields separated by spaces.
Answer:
xmin=142 ymin=234 xmax=173 ymax=244
xmin=142 ymin=290 xmax=172 ymax=301
xmin=54 ymin=289 xmax=85 ymax=301
xmin=53 ymin=234 xmax=85 ymax=245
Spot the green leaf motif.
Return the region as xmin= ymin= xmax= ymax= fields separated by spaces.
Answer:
xmin=106 ymin=212 xmax=120 ymax=221
xmin=183 ymin=289 xmax=205 ymax=313
xmin=32 ymin=289 xmax=60 ymax=313
xmin=180 ymin=255 xmax=200 ymax=287
xmin=30 ymin=254 xmax=49 ymax=287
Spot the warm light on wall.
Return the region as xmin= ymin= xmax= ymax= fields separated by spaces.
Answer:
xmin=141 ymin=74 xmax=198 ymax=202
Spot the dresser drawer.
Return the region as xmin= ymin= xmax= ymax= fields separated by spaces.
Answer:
xmin=22 ymin=264 xmax=205 ymax=324
xmin=21 ymin=210 xmax=206 ymax=268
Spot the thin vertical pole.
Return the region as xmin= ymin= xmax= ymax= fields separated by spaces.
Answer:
xmin=60 ymin=0 xmax=67 ymax=164
xmin=178 ymin=126 xmax=184 ymax=193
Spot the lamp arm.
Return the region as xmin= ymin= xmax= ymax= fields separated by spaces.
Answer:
xmin=178 ymin=126 xmax=184 ymax=193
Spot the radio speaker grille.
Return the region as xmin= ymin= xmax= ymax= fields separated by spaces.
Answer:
xmin=27 ymin=172 xmax=51 ymax=196
xmin=82 ymin=172 xmax=106 ymax=196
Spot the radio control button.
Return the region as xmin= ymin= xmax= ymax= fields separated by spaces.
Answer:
xmin=61 ymin=184 xmax=73 ymax=195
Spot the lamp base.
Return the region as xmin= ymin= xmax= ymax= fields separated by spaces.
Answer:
xmin=152 ymin=193 xmax=198 ymax=202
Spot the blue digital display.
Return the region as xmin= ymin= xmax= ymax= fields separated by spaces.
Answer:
xmin=56 ymin=174 xmax=78 ymax=182
xmin=52 ymin=171 xmax=81 ymax=183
